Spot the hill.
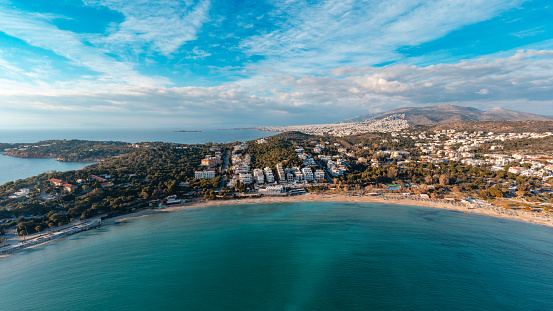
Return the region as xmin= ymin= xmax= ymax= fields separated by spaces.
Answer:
xmin=341 ymin=104 xmax=552 ymax=125
xmin=424 ymin=120 xmax=553 ymax=133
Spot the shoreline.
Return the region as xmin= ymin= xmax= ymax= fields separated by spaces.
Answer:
xmin=2 ymin=193 xmax=551 ymax=258
xmin=2 ymin=153 xmax=104 ymax=163
xmin=160 ymin=194 xmax=553 ymax=228
xmin=77 ymin=193 xmax=553 ymax=228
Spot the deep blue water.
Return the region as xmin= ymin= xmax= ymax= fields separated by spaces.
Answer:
xmin=1 ymin=202 xmax=552 ymax=311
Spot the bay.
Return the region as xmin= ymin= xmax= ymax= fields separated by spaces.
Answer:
xmin=1 ymin=202 xmax=552 ymax=311
xmin=0 ymin=155 xmax=95 ymax=185
xmin=0 ymin=128 xmax=276 ymax=185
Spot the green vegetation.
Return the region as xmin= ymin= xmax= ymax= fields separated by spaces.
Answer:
xmin=2 ymin=140 xmax=132 ymax=161
xmin=481 ymin=136 xmax=553 ymax=155
xmin=245 ymin=132 xmax=304 ymax=168
xmin=427 ymin=120 xmax=553 ymax=133
xmin=1 ymin=127 xmax=553 ymax=237
xmin=1 ymin=141 xmax=226 ymax=234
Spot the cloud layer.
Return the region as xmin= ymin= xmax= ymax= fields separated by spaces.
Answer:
xmin=1 ymin=49 xmax=552 ymax=128
xmin=0 ymin=0 xmax=552 ymax=128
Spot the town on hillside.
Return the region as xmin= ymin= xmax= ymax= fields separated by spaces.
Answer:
xmin=2 ymin=121 xmax=553 ymax=254
xmin=194 ymin=128 xmax=553 ymax=205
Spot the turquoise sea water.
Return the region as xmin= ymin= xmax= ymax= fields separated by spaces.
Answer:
xmin=1 ymin=202 xmax=552 ymax=310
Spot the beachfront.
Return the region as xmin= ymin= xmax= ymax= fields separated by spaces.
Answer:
xmin=0 ymin=219 xmax=101 ymax=256
xmin=3 ymin=192 xmax=551 ymax=257
xmin=159 ymin=193 xmax=553 ymax=228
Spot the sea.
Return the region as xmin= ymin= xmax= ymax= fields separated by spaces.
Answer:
xmin=0 ymin=128 xmax=277 ymax=144
xmin=1 ymin=202 xmax=552 ymax=310
xmin=0 ymin=128 xmax=277 ymax=185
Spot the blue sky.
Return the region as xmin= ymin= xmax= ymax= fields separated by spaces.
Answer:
xmin=0 ymin=0 xmax=552 ymax=128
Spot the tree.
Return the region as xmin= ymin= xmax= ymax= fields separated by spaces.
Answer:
xmin=439 ymin=174 xmax=450 ymax=186
xmin=419 ymin=184 xmax=429 ymax=194
xmin=387 ymin=166 xmax=398 ymax=180
xmin=488 ymin=186 xmax=505 ymax=198
xmin=516 ymin=190 xmax=527 ymax=197
xmin=140 ymin=189 xmax=149 ymax=200
xmin=424 ymin=175 xmax=433 ymax=184
xmin=166 ymin=180 xmax=178 ymax=193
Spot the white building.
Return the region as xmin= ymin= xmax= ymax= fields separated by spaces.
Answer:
xmin=330 ymin=167 xmax=341 ymax=177
xmin=315 ymin=170 xmax=326 ymax=181
xmin=239 ymin=173 xmax=252 ymax=184
xmin=234 ymin=143 xmax=248 ymax=151
xmin=259 ymin=185 xmax=285 ymax=196
xmin=286 ymin=173 xmax=294 ymax=183
xmin=276 ymin=164 xmax=286 ymax=182
xmin=253 ymin=169 xmax=265 ymax=184
xmin=304 ymin=157 xmax=316 ymax=166
xmin=293 ymin=167 xmax=304 ymax=181
xmin=302 ymin=167 xmax=314 ymax=181
xmin=195 ymin=170 xmax=216 ymax=179
xmin=264 ymin=167 xmax=275 ymax=183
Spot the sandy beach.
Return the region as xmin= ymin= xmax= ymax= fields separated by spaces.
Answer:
xmin=156 ymin=193 xmax=553 ymax=228
xmin=3 ymin=193 xmax=552 ymax=258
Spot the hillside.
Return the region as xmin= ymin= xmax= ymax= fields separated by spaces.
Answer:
xmin=341 ymin=105 xmax=552 ymax=125
xmin=424 ymin=120 xmax=553 ymax=133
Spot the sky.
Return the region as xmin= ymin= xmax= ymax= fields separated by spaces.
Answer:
xmin=0 ymin=0 xmax=552 ymax=129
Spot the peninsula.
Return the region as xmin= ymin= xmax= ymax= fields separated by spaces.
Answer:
xmin=2 ymin=120 xmax=553 ymax=255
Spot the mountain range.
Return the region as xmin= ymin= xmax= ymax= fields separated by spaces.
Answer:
xmin=341 ymin=105 xmax=553 ymax=125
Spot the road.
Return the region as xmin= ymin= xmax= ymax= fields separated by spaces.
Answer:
xmin=316 ymin=159 xmax=334 ymax=184
xmin=217 ymin=150 xmax=230 ymax=191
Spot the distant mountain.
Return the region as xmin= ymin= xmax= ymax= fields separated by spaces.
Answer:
xmin=340 ymin=112 xmax=378 ymax=123
xmin=341 ymin=105 xmax=553 ymax=125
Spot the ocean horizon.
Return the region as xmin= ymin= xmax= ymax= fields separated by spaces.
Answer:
xmin=0 ymin=128 xmax=278 ymax=144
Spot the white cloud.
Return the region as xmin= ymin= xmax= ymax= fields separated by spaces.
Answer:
xmin=186 ymin=47 xmax=212 ymax=60
xmin=0 ymin=5 xmax=169 ymax=87
xmin=84 ymin=0 xmax=211 ymax=56
xmin=1 ymin=50 xmax=551 ymax=128
xmin=241 ymin=0 xmax=525 ymax=74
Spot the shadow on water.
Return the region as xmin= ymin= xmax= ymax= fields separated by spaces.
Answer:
xmin=411 ymin=209 xmax=440 ymax=222
xmin=67 ymin=237 xmax=86 ymax=241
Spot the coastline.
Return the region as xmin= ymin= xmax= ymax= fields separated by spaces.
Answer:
xmin=159 ymin=194 xmax=553 ymax=228
xmin=3 ymin=193 xmax=551 ymax=258
xmin=86 ymin=193 xmax=553 ymax=228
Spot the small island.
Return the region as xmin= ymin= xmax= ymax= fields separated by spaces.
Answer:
xmin=174 ymin=130 xmax=202 ymax=132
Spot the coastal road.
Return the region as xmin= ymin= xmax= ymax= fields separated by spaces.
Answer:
xmin=217 ymin=150 xmax=230 ymax=191
xmin=221 ymin=150 xmax=229 ymax=171
xmin=316 ymin=159 xmax=334 ymax=184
